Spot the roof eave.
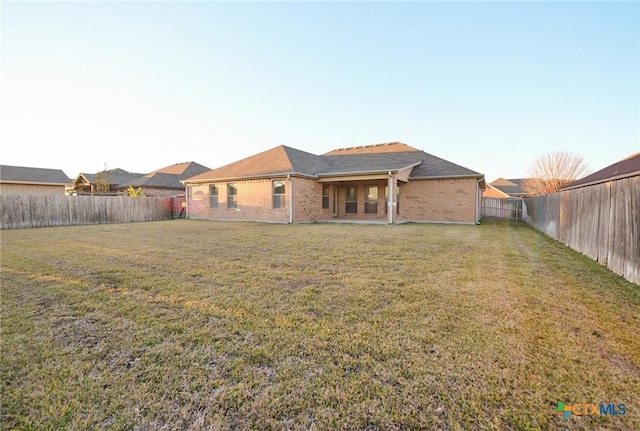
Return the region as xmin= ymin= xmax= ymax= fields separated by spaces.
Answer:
xmin=561 ymin=170 xmax=640 ymax=191
xmin=317 ymin=162 xmax=422 ymax=179
xmin=0 ymin=180 xmax=69 ymax=186
xmin=409 ymin=173 xmax=484 ymax=181
xmin=182 ymin=171 xmax=317 ymax=184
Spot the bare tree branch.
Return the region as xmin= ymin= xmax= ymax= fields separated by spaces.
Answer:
xmin=523 ymin=151 xmax=590 ymax=195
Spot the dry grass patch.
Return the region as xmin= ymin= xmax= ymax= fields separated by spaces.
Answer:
xmin=1 ymin=219 xmax=639 ymax=430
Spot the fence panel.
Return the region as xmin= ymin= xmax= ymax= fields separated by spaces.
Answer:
xmin=523 ymin=176 xmax=639 ymax=285
xmin=481 ymin=197 xmax=522 ymax=220
xmin=0 ymin=195 xmax=175 ymax=230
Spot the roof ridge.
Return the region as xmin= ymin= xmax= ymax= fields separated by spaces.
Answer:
xmin=324 ymin=142 xmax=420 ymax=155
xmin=330 ymin=142 xmax=404 ymax=152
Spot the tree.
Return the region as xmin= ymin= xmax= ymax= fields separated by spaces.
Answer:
xmin=522 ymin=151 xmax=590 ymax=195
xmin=127 ymin=186 xmax=143 ymax=197
xmin=95 ymin=164 xmax=111 ymax=193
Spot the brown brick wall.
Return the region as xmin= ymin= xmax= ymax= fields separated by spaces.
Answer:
xmin=139 ymin=188 xmax=183 ymax=198
xmin=291 ymin=178 xmax=334 ymax=222
xmin=187 ymin=179 xmax=289 ymax=222
xmin=186 ymin=176 xmax=479 ymax=224
xmin=397 ymin=178 xmax=478 ymax=223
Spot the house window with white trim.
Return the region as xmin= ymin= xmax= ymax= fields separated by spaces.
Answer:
xmin=346 ymin=186 xmax=357 ymax=214
xmin=227 ymin=183 xmax=237 ymax=209
xmin=322 ymin=184 xmax=330 ymax=209
xmin=273 ymin=180 xmax=285 ymax=209
xmin=209 ymin=184 xmax=218 ymax=209
xmin=365 ymin=186 xmax=378 ymax=214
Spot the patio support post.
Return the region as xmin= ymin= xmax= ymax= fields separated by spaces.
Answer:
xmin=288 ymin=174 xmax=293 ymax=224
xmin=388 ymin=171 xmax=394 ymax=225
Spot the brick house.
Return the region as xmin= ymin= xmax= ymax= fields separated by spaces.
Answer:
xmin=482 ymin=178 xmax=535 ymax=198
xmin=182 ymin=142 xmax=486 ymax=224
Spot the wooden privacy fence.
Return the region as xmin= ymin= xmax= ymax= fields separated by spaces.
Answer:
xmin=0 ymin=195 xmax=175 ymax=229
xmin=481 ymin=197 xmax=522 ymax=220
xmin=523 ymin=176 xmax=639 ymax=285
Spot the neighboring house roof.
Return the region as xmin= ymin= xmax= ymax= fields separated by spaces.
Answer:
xmin=73 ymin=168 xmax=143 ymax=187
xmin=184 ymin=143 xmax=484 ymax=184
xmin=0 ymin=165 xmax=72 ymax=185
xmin=118 ymin=162 xmax=211 ymax=190
xmin=562 ymin=152 xmax=640 ymax=190
xmin=482 ymin=184 xmax=510 ymax=198
xmin=488 ymin=178 xmax=534 ymax=197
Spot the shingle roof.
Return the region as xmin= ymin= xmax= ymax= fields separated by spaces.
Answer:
xmin=488 ymin=178 xmax=534 ymax=196
xmin=0 ymin=165 xmax=72 ymax=184
xmin=184 ymin=143 xmax=483 ymax=183
xmin=562 ymin=152 xmax=640 ymax=190
xmin=408 ymin=152 xmax=482 ymax=178
xmin=185 ymin=146 xmax=325 ymax=182
xmin=284 ymin=147 xmax=333 ymax=175
xmin=319 ymin=152 xmax=424 ymax=175
xmin=79 ymin=168 xmax=143 ymax=187
xmin=118 ymin=162 xmax=210 ymax=189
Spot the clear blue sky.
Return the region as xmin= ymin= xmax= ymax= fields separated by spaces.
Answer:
xmin=2 ymin=1 xmax=639 ymax=182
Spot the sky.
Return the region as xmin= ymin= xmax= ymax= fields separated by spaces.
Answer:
xmin=1 ymin=0 xmax=639 ymax=183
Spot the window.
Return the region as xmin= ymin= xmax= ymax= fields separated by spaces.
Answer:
xmin=345 ymin=186 xmax=357 ymax=213
xmin=209 ymin=184 xmax=218 ymax=209
xmin=322 ymin=184 xmax=330 ymax=209
xmin=189 ymin=184 xmax=207 ymax=201
xmin=365 ymin=186 xmax=378 ymax=214
xmin=227 ymin=183 xmax=237 ymax=209
xmin=273 ymin=180 xmax=285 ymax=209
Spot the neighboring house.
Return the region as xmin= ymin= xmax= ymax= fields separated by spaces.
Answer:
xmin=68 ymin=168 xmax=143 ymax=195
xmin=482 ymin=184 xmax=510 ymax=198
xmin=182 ymin=142 xmax=485 ymax=224
xmin=483 ymin=178 xmax=535 ymax=198
xmin=562 ymin=152 xmax=640 ymax=191
xmin=117 ymin=162 xmax=210 ymax=197
xmin=0 ymin=165 xmax=72 ymax=196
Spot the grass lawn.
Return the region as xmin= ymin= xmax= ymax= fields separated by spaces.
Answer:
xmin=1 ymin=219 xmax=639 ymax=430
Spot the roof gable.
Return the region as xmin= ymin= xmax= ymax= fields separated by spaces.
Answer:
xmin=186 ymin=146 xmax=314 ymax=182
xmin=0 ymin=165 xmax=71 ymax=184
xmin=149 ymin=162 xmax=205 ymax=175
xmin=490 ymin=177 xmax=518 ymax=186
xmin=483 ymin=184 xmax=510 ymax=198
xmin=488 ymin=178 xmax=535 ymax=196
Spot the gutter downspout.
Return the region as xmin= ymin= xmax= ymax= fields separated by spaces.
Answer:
xmin=287 ymin=174 xmax=293 ymax=224
xmin=388 ymin=171 xmax=394 ymax=225
xmin=476 ymin=178 xmax=481 ymax=224
xmin=185 ymin=184 xmax=190 ymax=219
xmin=185 ymin=199 xmax=189 ymax=220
